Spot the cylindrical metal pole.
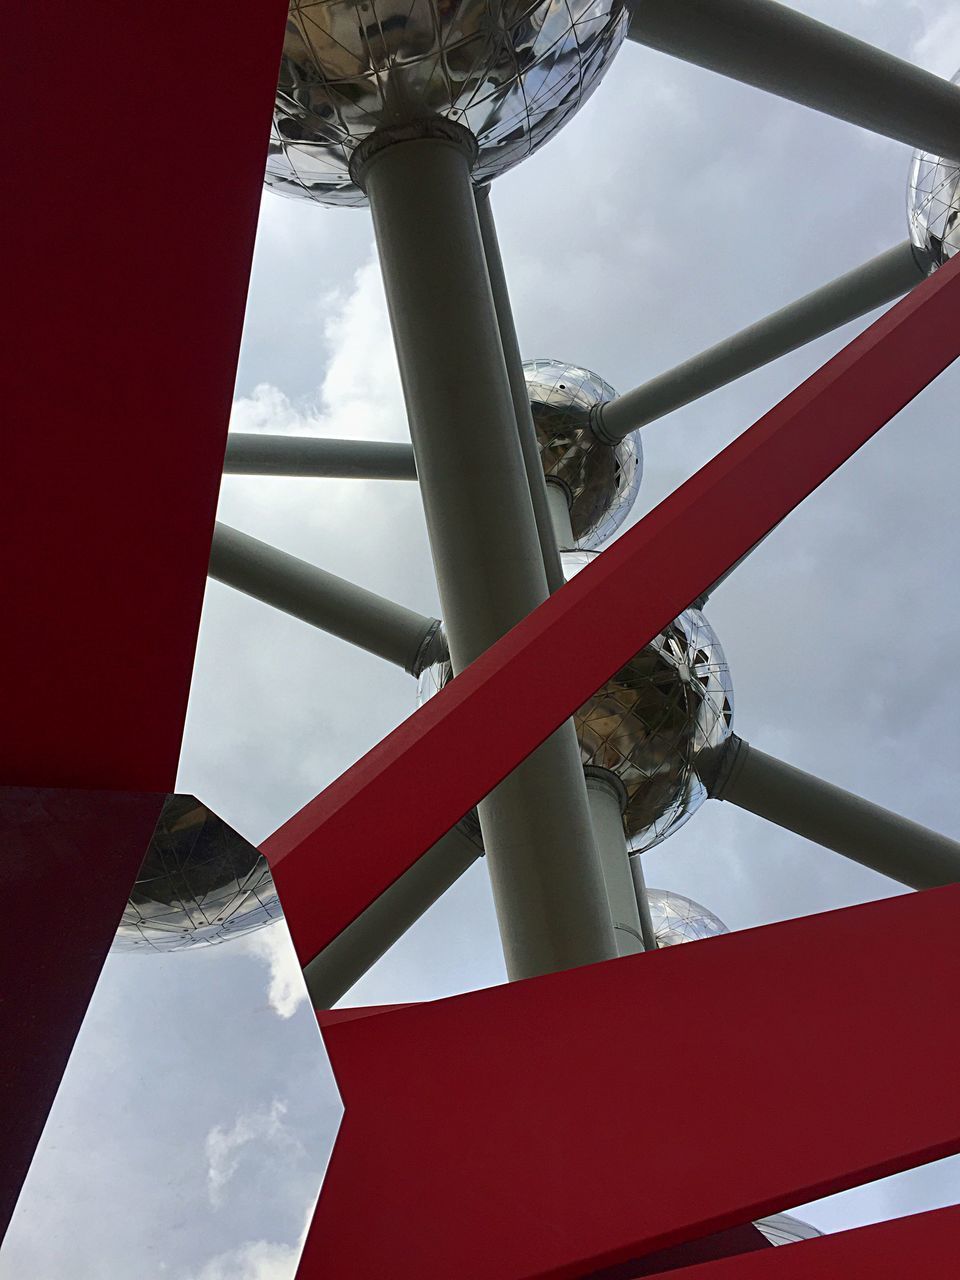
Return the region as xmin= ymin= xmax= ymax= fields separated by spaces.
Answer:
xmin=356 ymin=123 xmax=616 ymax=979
xmin=208 ymin=522 xmax=443 ymax=675
xmin=545 ymin=482 xmax=576 ymax=553
xmin=595 ymin=242 xmax=925 ymax=442
xmin=303 ymin=825 xmax=482 ymax=1008
xmin=585 ymin=773 xmax=644 ymax=955
xmin=629 ymin=851 xmax=659 ymax=953
xmin=224 ymin=434 xmax=417 ymax=481
xmin=628 ymin=0 xmax=960 ymax=162
xmin=475 ymin=186 xmax=566 ymax=595
xmin=712 ymin=737 xmax=960 ymax=890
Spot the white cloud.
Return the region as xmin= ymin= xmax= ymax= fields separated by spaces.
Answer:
xmin=243 ymin=923 xmax=310 ymax=1021
xmin=205 ymin=1100 xmax=301 ymax=1209
xmin=186 ymin=1237 xmax=301 ymax=1280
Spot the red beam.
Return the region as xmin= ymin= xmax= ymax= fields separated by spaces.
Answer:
xmin=2 ymin=0 xmax=288 ymax=792
xmin=633 ymin=1206 xmax=960 ymax=1278
xmin=265 ymin=253 xmax=960 ymax=966
xmin=300 ymin=889 xmax=960 ymax=1280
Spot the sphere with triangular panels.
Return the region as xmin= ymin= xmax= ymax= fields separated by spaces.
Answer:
xmin=646 ymin=887 xmax=728 ymax=947
xmin=112 ymin=796 xmax=281 ymax=954
xmin=265 ymin=0 xmax=628 ymax=207
xmin=419 ymin=550 xmax=734 ymax=854
xmin=907 ymin=67 xmax=960 ymax=271
xmin=525 ymin=358 xmax=642 ymax=548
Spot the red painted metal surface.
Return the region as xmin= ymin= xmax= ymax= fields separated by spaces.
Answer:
xmin=0 ymin=788 xmax=164 ymax=1241
xmin=584 ymin=1224 xmax=772 ymax=1277
xmin=2 ymin=0 xmax=288 ymax=792
xmin=633 ymin=1205 xmax=960 ymax=1278
xmin=265 ymin=252 xmax=960 ymax=967
xmin=300 ymin=888 xmax=960 ymax=1280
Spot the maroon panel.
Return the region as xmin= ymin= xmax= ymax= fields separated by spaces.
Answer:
xmin=2 ymin=0 xmax=288 ymax=792
xmin=265 ymin=252 xmax=960 ymax=968
xmin=633 ymin=1206 xmax=960 ymax=1278
xmin=582 ymin=1224 xmax=772 ymax=1278
xmin=299 ymin=888 xmax=960 ymax=1280
xmin=0 ymin=788 xmax=164 ymax=1241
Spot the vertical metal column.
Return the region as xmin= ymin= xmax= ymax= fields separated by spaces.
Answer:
xmin=355 ymin=123 xmax=616 ymax=979
xmin=585 ymin=774 xmax=644 ymax=956
xmin=545 ymin=482 xmax=576 ymax=552
xmin=475 ymin=186 xmax=566 ymax=594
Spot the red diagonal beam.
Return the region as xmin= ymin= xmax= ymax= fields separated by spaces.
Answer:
xmin=265 ymin=253 xmax=960 ymax=967
xmin=633 ymin=1205 xmax=960 ymax=1279
xmin=299 ymin=889 xmax=960 ymax=1279
xmin=3 ymin=0 xmax=287 ymax=792
xmin=1 ymin=0 xmax=287 ymax=1245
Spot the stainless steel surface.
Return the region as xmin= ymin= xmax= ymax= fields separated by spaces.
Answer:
xmin=303 ymin=825 xmax=482 ymax=1007
xmin=596 ymin=242 xmax=925 ymax=441
xmin=113 ymin=796 xmax=282 ymax=953
xmin=363 ymin=130 xmax=616 ymax=979
xmin=754 ymin=1214 xmax=823 ymax=1247
xmin=476 ymin=188 xmax=566 ymax=594
xmin=224 ymin=433 xmax=417 ymax=480
xmin=421 ymin=549 xmax=734 ymax=856
xmin=908 ymin=68 xmax=960 ymax=272
xmin=208 ymin=522 xmax=443 ymax=676
xmin=628 ymin=851 xmax=658 ymax=952
xmin=266 ymin=0 xmax=627 ymax=207
xmin=713 ymin=737 xmax=960 ymax=891
xmin=645 ymin=885 xmax=728 ymax=947
xmin=525 ymin=359 xmax=642 ymax=546
xmin=585 ymin=772 xmax=644 ymax=956
xmin=628 ymin=0 xmax=960 ymax=161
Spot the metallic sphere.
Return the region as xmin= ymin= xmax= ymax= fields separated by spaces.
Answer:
xmin=524 ymin=359 xmax=642 ymax=549
xmin=907 ymin=68 xmax=960 ymax=271
xmin=646 ymin=887 xmax=728 ymax=947
xmin=418 ymin=551 xmax=733 ymax=854
xmin=754 ymin=1214 xmax=823 ymax=1247
xmin=266 ymin=0 xmax=628 ymax=207
xmin=113 ymin=796 xmax=282 ymax=954
xmin=563 ymin=551 xmax=733 ymax=852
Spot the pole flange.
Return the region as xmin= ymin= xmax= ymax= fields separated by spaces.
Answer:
xmin=350 ymin=118 xmax=479 ymax=191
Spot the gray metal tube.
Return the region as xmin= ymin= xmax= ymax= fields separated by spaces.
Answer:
xmin=208 ymin=522 xmax=442 ymax=676
xmin=475 ymin=187 xmax=566 ymax=595
xmin=596 ymin=242 xmax=925 ymax=442
xmin=545 ymin=481 xmax=576 ymax=553
xmin=303 ymin=825 xmax=482 ymax=1008
xmin=713 ymin=737 xmax=960 ymax=891
xmin=629 ymin=853 xmax=659 ymax=953
xmin=223 ymin=434 xmax=417 ymax=480
xmin=628 ymin=0 xmax=960 ymax=161
xmin=357 ymin=124 xmax=616 ymax=979
xmin=585 ymin=774 xmax=644 ymax=956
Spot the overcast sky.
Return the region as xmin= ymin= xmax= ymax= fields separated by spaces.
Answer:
xmin=4 ymin=2 xmax=960 ymax=1276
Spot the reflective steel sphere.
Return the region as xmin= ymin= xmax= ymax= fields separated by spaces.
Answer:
xmin=418 ymin=550 xmax=733 ymax=854
xmin=266 ymin=0 xmax=628 ymax=207
xmin=525 ymin=359 xmax=642 ymax=549
xmin=646 ymin=887 xmax=728 ymax=947
xmin=113 ymin=796 xmax=282 ymax=954
xmin=907 ymin=68 xmax=960 ymax=271
xmin=754 ymin=1215 xmax=823 ymax=1247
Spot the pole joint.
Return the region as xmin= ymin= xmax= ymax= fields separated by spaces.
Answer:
xmin=350 ymin=118 xmax=479 ymax=190
xmin=703 ymin=733 xmax=748 ymax=800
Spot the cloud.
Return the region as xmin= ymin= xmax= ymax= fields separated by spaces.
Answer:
xmin=243 ymin=923 xmax=310 ymax=1020
xmin=184 ymin=1194 xmax=316 ymax=1280
xmin=205 ymin=1100 xmax=301 ymax=1209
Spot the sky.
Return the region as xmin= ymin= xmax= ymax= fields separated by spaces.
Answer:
xmin=3 ymin=1 xmax=960 ymax=1276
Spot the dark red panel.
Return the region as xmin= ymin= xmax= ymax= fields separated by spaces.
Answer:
xmin=584 ymin=1223 xmax=772 ymax=1278
xmin=634 ymin=1206 xmax=960 ymax=1278
xmin=2 ymin=0 xmax=288 ymax=791
xmin=265 ymin=253 xmax=960 ymax=967
xmin=299 ymin=888 xmax=960 ymax=1280
xmin=0 ymin=788 xmax=164 ymax=1241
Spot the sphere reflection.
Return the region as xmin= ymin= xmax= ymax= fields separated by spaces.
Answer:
xmin=907 ymin=68 xmax=960 ymax=271
xmin=418 ymin=551 xmax=733 ymax=854
xmin=524 ymin=359 xmax=642 ymax=549
xmin=646 ymin=887 xmax=728 ymax=947
xmin=113 ymin=796 xmax=282 ymax=954
xmin=266 ymin=0 xmax=628 ymax=207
